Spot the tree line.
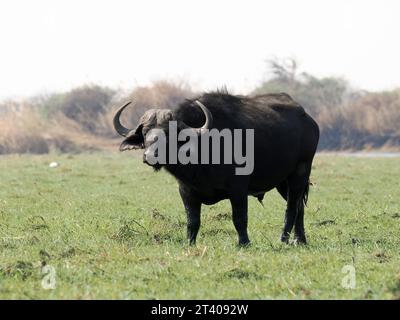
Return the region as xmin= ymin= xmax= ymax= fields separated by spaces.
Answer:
xmin=1 ymin=59 xmax=399 ymax=154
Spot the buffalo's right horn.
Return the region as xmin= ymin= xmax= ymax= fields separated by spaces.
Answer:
xmin=113 ymin=101 xmax=132 ymax=137
xmin=178 ymin=100 xmax=213 ymax=133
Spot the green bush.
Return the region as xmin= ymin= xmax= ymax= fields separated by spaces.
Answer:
xmin=39 ymin=85 xmax=116 ymax=134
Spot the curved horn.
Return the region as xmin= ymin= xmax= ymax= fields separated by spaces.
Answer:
xmin=179 ymin=100 xmax=213 ymax=133
xmin=113 ymin=101 xmax=132 ymax=137
xmin=195 ymin=100 xmax=213 ymax=131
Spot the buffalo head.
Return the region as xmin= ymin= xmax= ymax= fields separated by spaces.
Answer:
xmin=113 ymin=100 xmax=213 ymax=167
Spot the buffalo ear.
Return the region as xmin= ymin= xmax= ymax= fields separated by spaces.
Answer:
xmin=119 ymin=123 xmax=144 ymax=151
xmin=119 ymin=133 xmax=144 ymax=151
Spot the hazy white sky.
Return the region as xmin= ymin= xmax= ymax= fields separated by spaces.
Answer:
xmin=0 ymin=0 xmax=399 ymax=100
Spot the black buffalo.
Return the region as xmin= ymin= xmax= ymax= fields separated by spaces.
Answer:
xmin=113 ymin=91 xmax=319 ymax=246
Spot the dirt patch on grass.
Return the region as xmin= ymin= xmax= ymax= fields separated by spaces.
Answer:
xmin=223 ymin=268 xmax=263 ymax=280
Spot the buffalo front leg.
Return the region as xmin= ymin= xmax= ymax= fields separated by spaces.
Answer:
xmin=179 ymin=185 xmax=201 ymax=245
xmin=230 ymin=195 xmax=250 ymax=247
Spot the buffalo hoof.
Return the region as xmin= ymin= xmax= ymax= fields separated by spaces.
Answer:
xmin=237 ymin=240 xmax=251 ymax=248
xmin=293 ymin=236 xmax=307 ymax=245
xmin=280 ymin=233 xmax=290 ymax=244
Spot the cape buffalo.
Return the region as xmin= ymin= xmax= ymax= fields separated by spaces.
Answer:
xmin=113 ymin=91 xmax=319 ymax=246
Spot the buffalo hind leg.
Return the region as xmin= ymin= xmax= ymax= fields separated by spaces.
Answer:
xmin=280 ymin=186 xmax=303 ymax=243
xmin=294 ymin=200 xmax=306 ymax=244
xmin=179 ymin=185 xmax=201 ymax=245
xmin=230 ymin=194 xmax=250 ymax=247
xmin=281 ymin=162 xmax=311 ymax=244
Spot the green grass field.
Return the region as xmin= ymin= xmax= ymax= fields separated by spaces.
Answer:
xmin=0 ymin=152 xmax=399 ymax=299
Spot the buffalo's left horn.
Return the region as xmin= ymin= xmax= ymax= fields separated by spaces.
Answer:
xmin=179 ymin=100 xmax=213 ymax=133
xmin=113 ymin=101 xmax=132 ymax=137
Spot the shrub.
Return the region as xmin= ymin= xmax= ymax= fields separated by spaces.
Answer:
xmin=40 ymin=85 xmax=116 ymax=134
xmin=318 ymin=89 xmax=400 ymax=150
